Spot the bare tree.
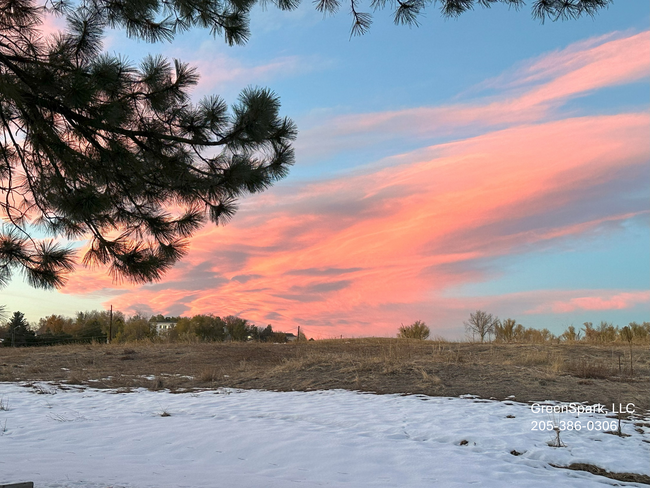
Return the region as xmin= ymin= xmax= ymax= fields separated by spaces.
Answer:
xmin=464 ymin=310 xmax=499 ymax=343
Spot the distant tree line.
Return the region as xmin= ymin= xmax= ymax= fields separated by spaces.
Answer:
xmin=0 ymin=310 xmax=298 ymax=347
xmin=463 ymin=310 xmax=650 ymax=344
xmin=396 ymin=313 xmax=650 ymax=344
xmin=164 ymin=315 xmax=292 ymax=343
xmin=2 ymin=307 xmax=647 ymax=347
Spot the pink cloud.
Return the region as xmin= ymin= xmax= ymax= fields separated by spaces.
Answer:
xmin=516 ymin=32 xmax=650 ymax=109
xmin=60 ymin=111 xmax=649 ymax=337
xmin=40 ymin=13 xmax=67 ymax=37
xmin=184 ymin=44 xmax=327 ymax=96
xmin=526 ymin=291 xmax=650 ymax=314
xmin=471 ymin=32 xmax=633 ymax=91
xmin=298 ymin=31 xmax=650 ymax=160
xmin=192 ymin=55 xmax=301 ymax=92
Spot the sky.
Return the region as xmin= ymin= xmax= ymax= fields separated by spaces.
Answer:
xmin=2 ymin=1 xmax=649 ymax=339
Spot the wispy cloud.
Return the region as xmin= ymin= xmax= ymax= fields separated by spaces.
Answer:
xmin=181 ymin=41 xmax=328 ymax=97
xmin=468 ymin=32 xmax=639 ymax=92
xmin=525 ymin=290 xmax=650 ymax=314
xmin=192 ymin=55 xmax=314 ymax=95
xmin=297 ymin=31 xmax=650 ymax=161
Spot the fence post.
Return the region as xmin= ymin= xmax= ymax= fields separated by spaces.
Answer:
xmin=108 ymin=305 xmax=113 ymax=344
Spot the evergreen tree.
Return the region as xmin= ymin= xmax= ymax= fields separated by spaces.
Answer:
xmin=259 ymin=324 xmax=274 ymax=342
xmin=4 ymin=310 xmax=36 ymax=346
xmin=0 ymin=0 xmax=611 ymax=289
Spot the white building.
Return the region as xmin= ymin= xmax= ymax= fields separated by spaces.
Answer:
xmin=153 ymin=321 xmax=177 ymax=335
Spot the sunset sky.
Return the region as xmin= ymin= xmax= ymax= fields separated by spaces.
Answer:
xmin=3 ymin=2 xmax=649 ymax=339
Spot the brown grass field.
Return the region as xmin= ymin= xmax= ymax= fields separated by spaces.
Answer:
xmin=1 ymin=339 xmax=648 ymax=412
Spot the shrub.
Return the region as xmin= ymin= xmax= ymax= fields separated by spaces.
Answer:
xmin=397 ymin=320 xmax=430 ymax=340
xmin=625 ymin=322 xmax=650 ymax=344
xmin=560 ymin=325 xmax=580 ymax=342
xmin=495 ymin=318 xmax=517 ymax=342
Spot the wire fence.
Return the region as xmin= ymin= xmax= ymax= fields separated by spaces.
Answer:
xmin=1 ymin=334 xmax=108 ymax=347
xmin=2 ymin=328 xmax=312 ymax=347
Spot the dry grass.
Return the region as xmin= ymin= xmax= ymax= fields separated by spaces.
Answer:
xmin=0 ymin=339 xmax=648 ymax=410
xmin=563 ymin=357 xmax=611 ymax=379
xmin=198 ymin=367 xmax=220 ymax=383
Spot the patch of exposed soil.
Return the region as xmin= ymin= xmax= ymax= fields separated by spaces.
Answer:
xmin=550 ymin=463 xmax=650 ymax=485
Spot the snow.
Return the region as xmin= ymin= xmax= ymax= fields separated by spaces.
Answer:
xmin=1 ymin=382 xmax=648 ymax=487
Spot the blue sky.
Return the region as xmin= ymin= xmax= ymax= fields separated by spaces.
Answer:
xmin=2 ymin=1 xmax=649 ymax=338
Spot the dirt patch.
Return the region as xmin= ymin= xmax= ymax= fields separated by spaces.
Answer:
xmin=0 ymin=340 xmax=648 ymax=411
xmin=551 ymin=463 xmax=650 ymax=485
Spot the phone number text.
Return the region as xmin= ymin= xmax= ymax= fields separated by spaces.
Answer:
xmin=531 ymin=420 xmax=618 ymax=431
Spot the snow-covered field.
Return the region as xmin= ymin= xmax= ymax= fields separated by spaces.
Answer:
xmin=1 ymin=382 xmax=648 ymax=487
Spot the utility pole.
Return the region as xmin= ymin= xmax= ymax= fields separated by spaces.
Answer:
xmin=297 ymin=326 xmax=300 ymax=342
xmin=108 ymin=305 xmax=113 ymax=344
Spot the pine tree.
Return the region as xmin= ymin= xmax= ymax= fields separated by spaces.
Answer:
xmin=0 ymin=0 xmax=612 ymax=290
xmin=4 ymin=310 xmax=36 ymax=346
